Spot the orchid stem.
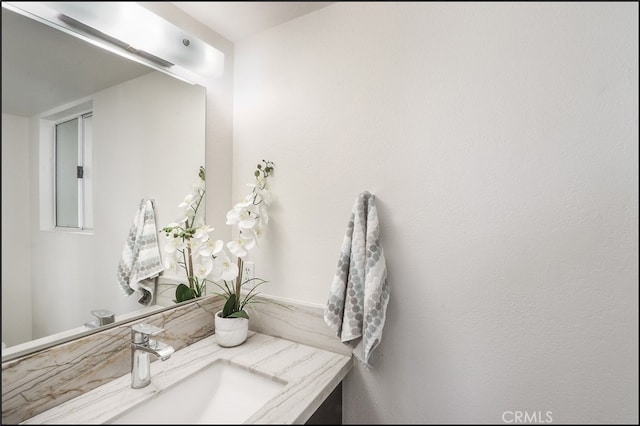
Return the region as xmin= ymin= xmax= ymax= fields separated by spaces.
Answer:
xmin=187 ymin=246 xmax=195 ymax=290
xmin=235 ymin=257 xmax=243 ymax=311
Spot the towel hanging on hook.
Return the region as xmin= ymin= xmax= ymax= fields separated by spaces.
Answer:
xmin=324 ymin=191 xmax=389 ymax=366
xmin=116 ymin=198 xmax=164 ymax=305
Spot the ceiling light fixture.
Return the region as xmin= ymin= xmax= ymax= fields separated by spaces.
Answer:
xmin=2 ymin=2 xmax=224 ymax=85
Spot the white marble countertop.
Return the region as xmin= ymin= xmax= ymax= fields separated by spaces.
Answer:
xmin=21 ymin=331 xmax=353 ymax=424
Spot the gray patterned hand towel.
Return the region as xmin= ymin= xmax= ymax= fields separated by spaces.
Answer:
xmin=117 ymin=199 xmax=164 ymax=305
xmin=324 ymin=191 xmax=389 ymax=366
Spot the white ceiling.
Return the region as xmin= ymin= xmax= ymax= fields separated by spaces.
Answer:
xmin=172 ymin=2 xmax=334 ymax=42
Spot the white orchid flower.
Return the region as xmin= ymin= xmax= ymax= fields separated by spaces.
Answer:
xmin=250 ymin=225 xmax=264 ymax=243
xmin=237 ymin=209 xmax=257 ymax=230
xmin=240 ymin=230 xmax=257 ymax=248
xmin=194 ymin=224 xmax=214 ymax=242
xmin=227 ymin=205 xmax=257 ymax=230
xmin=227 ymin=232 xmax=256 ymax=258
xmin=186 ymin=238 xmax=203 ymax=253
xmin=194 ymin=257 xmax=213 ymax=280
xmin=227 ymin=193 xmax=257 ymax=223
xmin=226 ymin=239 xmax=247 ymax=258
xmin=178 ymin=192 xmax=196 ymax=209
xmin=211 ymin=250 xmax=239 ymax=281
xmin=225 ymin=207 xmax=240 ymax=226
xmin=199 ymin=239 xmax=223 ymax=257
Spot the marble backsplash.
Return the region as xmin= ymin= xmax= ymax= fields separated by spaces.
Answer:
xmin=1 ymin=294 xmax=348 ymax=424
xmin=248 ymin=295 xmax=351 ymax=357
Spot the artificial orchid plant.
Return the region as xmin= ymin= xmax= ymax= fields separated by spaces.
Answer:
xmin=160 ymin=160 xmax=275 ymax=318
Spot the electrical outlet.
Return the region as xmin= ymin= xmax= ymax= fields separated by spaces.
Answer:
xmin=242 ymin=261 xmax=255 ymax=286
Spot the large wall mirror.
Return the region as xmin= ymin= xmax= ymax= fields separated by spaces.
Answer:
xmin=1 ymin=5 xmax=207 ymax=360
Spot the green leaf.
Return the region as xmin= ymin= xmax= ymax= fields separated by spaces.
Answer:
xmin=175 ymin=284 xmax=195 ymax=303
xmin=194 ymin=279 xmax=206 ymax=298
xmin=222 ymin=294 xmax=237 ymax=318
xmin=228 ymin=310 xmax=249 ymax=319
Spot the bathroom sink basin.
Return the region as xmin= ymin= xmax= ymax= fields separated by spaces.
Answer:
xmin=107 ymin=360 xmax=286 ymax=424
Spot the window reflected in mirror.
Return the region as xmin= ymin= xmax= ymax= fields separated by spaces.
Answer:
xmin=54 ymin=112 xmax=92 ymax=229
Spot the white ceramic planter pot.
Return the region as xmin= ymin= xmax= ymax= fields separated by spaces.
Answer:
xmin=214 ymin=310 xmax=249 ymax=347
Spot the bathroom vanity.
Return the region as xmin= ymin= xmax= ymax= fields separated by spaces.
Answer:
xmin=3 ymin=295 xmax=353 ymax=424
xmin=21 ymin=332 xmax=352 ymax=424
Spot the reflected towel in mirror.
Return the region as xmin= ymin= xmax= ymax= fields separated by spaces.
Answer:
xmin=117 ymin=198 xmax=164 ymax=305
xmin=324 ymin=191 xmax=389 ymax=366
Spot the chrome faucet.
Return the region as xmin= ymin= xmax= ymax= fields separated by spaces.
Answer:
xmin=130 ymin=323 xmax=175 ymax=389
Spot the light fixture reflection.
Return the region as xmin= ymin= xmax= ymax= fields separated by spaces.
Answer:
xmin=3 ymin=2 xmax=224 ymax=84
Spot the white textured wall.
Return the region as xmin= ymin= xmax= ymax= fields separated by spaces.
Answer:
xmin=1 ymin=114 xmax=32 ymax=347
xmin=233 ymin=2 xmax=638 ymax=424
xmin=29 ymin=72 xmax=205 ymax=339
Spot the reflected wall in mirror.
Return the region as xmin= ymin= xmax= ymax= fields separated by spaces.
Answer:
xmin=1 ymin=6 xmax=206 ymax=356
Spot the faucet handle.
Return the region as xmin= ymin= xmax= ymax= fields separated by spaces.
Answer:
xmin=131 ymin=323 xmax=164 ymax=344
